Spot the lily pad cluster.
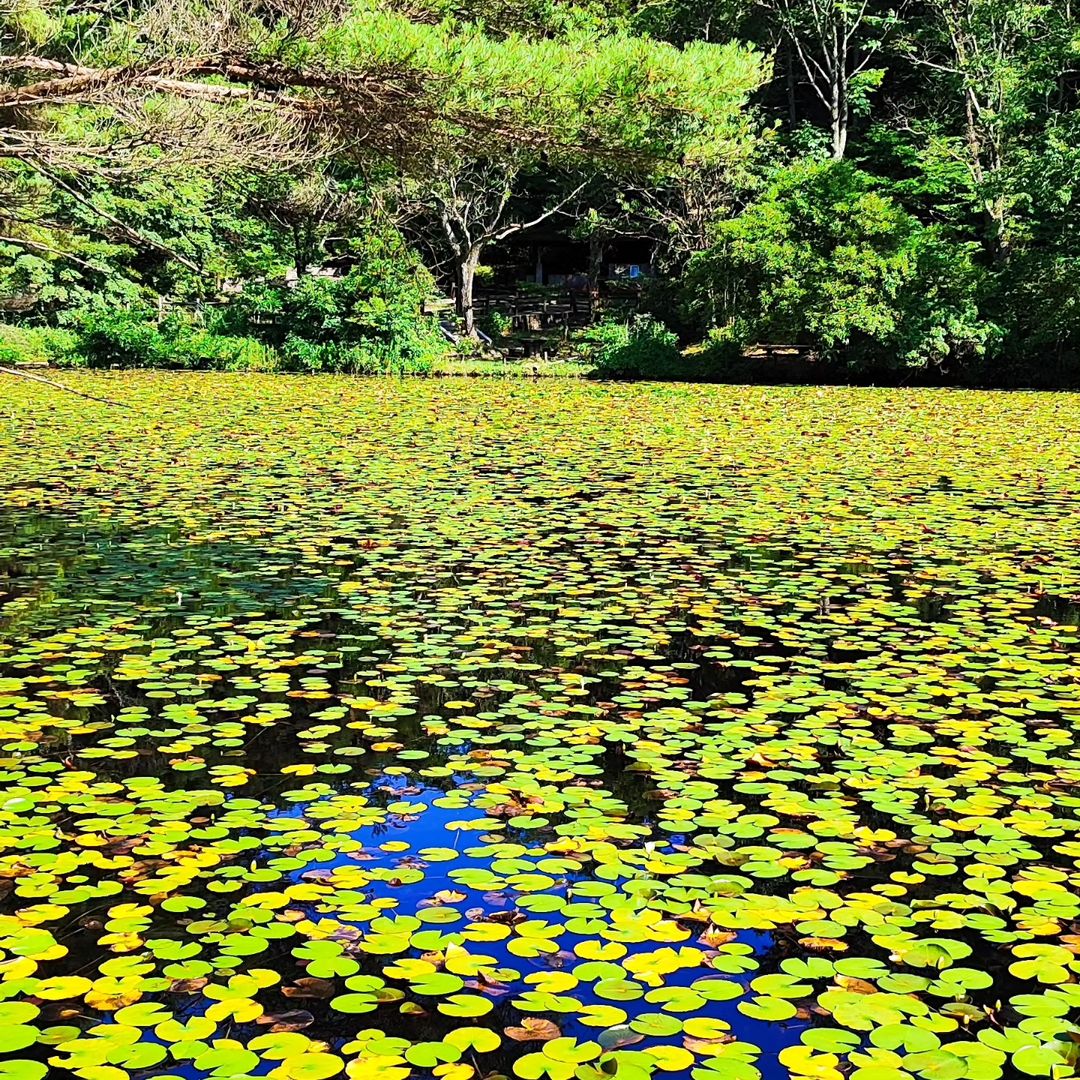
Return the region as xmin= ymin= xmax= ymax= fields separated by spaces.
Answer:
xmin=0 ymin=375 xmax=1079 ymax=1080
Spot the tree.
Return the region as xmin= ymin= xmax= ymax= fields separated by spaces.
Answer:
xmin=967 ymin=89 xmax=1080 ymax=372
xmin=0 ymin=153 xmax=276 ymax=320
xmin=2 ymin=0 xmax=762 ymax=333
xmin=682 ymin=160 xmax=991 ymax=369
xmin=394 ymin=27 xmax=764 ymax=335
xmin=762 ymin=0 xmax=907 ymax=159
xmin=907 ymin=0 xmax=1069 ymax=266
xmin=422 ymin=161 xmax=589 ymax=338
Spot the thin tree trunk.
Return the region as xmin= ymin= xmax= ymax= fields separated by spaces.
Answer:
xmin=830 ymin=68 xmax=846 ymax=158
xmin=831 ymin=104 xmax=846 ymax=159
xmin=987 ymin=190 xmax=1010 ymax=267
xmin=786 ymin=47 xmax=798 ymax=126
xmin=455 ymin=246 xmax=482 ymax=338
xmin=588 ymin=234 xmax=606 ymax=290
xmin=962 ymin=88 xmax=1009 ymax=266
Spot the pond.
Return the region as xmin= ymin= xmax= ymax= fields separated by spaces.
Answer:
xmin=1 ymin=373 xmax=1080 ymax=1080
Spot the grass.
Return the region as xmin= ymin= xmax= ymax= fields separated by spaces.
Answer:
xmin=430 ymin=355 xmax=588 ymax=377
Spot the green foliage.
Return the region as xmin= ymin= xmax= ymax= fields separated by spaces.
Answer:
xmin=481 ymin=310 xmax=512 ymax=338
xmin=577 ymin=314 xmax=682 ymax=378
xmin=973 ymin=110 xmax=1080 ymax=378
xmin=0 ymin=323 xmax=77 ymax=365
xmin=313 ymin=5 xmax=765 ymax=167
xmin=66 ymin=311 xmax=275 ymax=371
xmin=274 ymin=335 xmax=432 ymax=375
xmin=0 ymin=159 xmax=296 ymax=324
xmin=683 ymin=162 xmax=992 ymax=370
xmin=220 ymin=232 xmax=446 ymax=374
xmin=4 ymin=0 xmax=1080 ymax=382
xmin=69 ymin=311 xmax=166 ymax=368
xmin=39 ymin=225 xmax=447 ymax=375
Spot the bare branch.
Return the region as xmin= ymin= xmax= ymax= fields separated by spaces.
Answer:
xmin=0 ymin=234 xmax=100 ymax=272
xmin=0 ymin=366 xmax=132 ymax=408
xmin=23 ymin=160 xmax=204 ymax=273
xmin=490 ymin=177 xmax=592 ymax=241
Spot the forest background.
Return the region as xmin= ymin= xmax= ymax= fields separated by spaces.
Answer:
xmin=2 ymin=0 xmax=1078 ymax=385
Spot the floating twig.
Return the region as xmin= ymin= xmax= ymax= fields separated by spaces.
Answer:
xmin=0 ymin=366 xmax=132 ymax=408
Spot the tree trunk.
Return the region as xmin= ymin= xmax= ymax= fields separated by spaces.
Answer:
xmin=831 ymin=74 xmax=847 ymax=159
xmin=963 ymin=90 xmax=1010 ymax=266
xmin=987 ymin=193 xmax=1010 ymax=267
xmin=786 ymin=47 xmax=798 ymax=127
xmin=588 ymin=233 xmax=606 ymax=290
xmin=455 ymin=245 xmax=482 ymax=338
xmin=831 ymin=14 xmax=847 ymax=160
xmin=831 ymin=113 xmax=847 ymax=159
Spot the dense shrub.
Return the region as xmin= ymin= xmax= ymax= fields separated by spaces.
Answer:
xmin=680 ymin=161 xmax=993 ymax=373
xmin=70 ymin=311 xmax=166 ymax=367
xmin=0 ymin=323 xmax=78 ymax=366
xmin=219 ymin=231 xmax=446 ymax=374
xmin=274 ymin=335 xmax=435 ymax=375
xmin=480 ymin=310 xmax=512 ymax=339
xmin=577 ymin=315 xmax=682 ymax=379
xmin=2 ymin=228 xmax=447 ymax=375
xmin=64 ymin=311 xmax=274 ymax=370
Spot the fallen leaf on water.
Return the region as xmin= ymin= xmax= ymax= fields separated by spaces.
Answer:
xmin=504 ymin=1018 xmax=560 ymax=1042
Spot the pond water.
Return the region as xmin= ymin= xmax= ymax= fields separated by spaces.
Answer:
xmin=1 ymin=374 xmax=1080 ymax=1080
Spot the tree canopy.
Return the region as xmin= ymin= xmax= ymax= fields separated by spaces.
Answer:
xmin=3 ymin=0 xmax=1080 ymax=382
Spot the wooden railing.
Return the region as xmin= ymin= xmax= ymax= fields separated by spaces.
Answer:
xmin=472 ymin=289 xmax=594 ymax=334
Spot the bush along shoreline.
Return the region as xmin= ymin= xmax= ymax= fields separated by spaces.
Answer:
xmin=6 ymin=310 xmax=1078 ymax=388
